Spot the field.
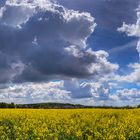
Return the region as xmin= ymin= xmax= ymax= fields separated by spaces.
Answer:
xmin=0 ymin=109 xmax=140 ymax=140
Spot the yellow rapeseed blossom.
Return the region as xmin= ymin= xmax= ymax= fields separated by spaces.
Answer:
xmin=0 ymin=109 xmax=139 ymax=139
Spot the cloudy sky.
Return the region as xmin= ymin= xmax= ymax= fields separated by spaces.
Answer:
xmin=0 ymin=0 xmax=140 ymax=106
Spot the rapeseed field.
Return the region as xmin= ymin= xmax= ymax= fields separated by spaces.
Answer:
xmin=0 ymin=109 xmax=140 ymax=140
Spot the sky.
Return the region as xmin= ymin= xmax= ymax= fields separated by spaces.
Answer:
xmin=0 ymin=0 xmax=140 ymax=106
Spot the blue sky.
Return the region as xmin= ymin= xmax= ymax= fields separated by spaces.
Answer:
xmin=0 ymin=0 xmax=140 ymax=106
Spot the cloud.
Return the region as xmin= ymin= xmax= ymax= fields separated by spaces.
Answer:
xmin=0 ymin=0 xmax=118 ymax=83
xmin=64 ymin=79 xmax=112 ymax=100
xmin=116 ymin=88 xmax=140 ymax=101
xmin=114 ymin=63 xmax=140 ymax=85
xmin=0 ymin=0 xmax=123 ymax=105
xmin=117 ymin=6 xmax=140 ymax=85
xmin=0 ymin=81 xmax=70 ymax=103
xmin=56 ymin=0 xmax=140 ymax=30
xmin=1 ymin=78 xmax=139 ymax=106
xmin=0 ymin=79 xmax=114 ymax=105
xmin=118 ymin=6 xmax=140 ymax=56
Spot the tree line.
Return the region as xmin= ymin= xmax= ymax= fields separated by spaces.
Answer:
xmin=0 ymin=102 xmax=140 ymax=109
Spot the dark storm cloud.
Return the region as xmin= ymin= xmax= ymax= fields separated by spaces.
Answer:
xmin=0 ymin=0 xmax=118 ymax=83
